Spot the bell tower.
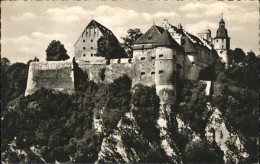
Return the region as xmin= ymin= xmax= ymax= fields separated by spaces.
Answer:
xmin=214 ymin=13 xmax=230 ymax=68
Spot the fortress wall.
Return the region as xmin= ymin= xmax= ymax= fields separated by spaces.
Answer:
xmin=25 ymin=61 xmax=74 ymax=96
xmin=181 ymin=54 xmax=213 ymax=80
xmin=77 ymin=57 xmax=155 ymax=87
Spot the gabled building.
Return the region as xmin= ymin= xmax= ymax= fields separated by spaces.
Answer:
xmin=74 ymin=20 xmax=119 ymax=63
xmin=132 ymin=25 xmax=165 ymax=62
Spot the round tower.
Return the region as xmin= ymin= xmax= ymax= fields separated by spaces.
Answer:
xmin=214 ymin=13 xmax=230 ymax=67
xmin=155 ymin=30 xmax=182 ymax=105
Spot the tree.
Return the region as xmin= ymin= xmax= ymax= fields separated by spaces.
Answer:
xmin=184 ymin=139 xmax=224 ymax=163
xmin=121 ymin=28 xmax=143 ymax=57
xmin=46 ymin=40 xmax=70 ymax=61
xmin=131 ymin=85 xmax=160 ymax=143
xmin=1 ymin=62 xmax=28 ymax=110
xmin=97 ymin=36 xmax=127 ymax=63
xmin=2 ymin=57 xmax=11 ymax=67
xmin=230 ymin=48 xmax=246 ymax=64
xmin=27 ymin=56 xmax=39 ymax=66
xmin=245 ymin=50 xmax=257 ymax=63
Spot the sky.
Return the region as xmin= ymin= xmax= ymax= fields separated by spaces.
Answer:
xmin=2 ymin=0 xmax=258 ymax=63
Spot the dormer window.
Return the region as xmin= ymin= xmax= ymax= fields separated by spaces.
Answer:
xmin=148 ymin=34 xmax=153 ymax=40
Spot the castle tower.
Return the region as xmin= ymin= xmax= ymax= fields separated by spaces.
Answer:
xmin=154 ymin=30 xmax=182 ymax=105
xmin=198 ymin=29 xmax=212 ymax=42
xmin=214 ymin=14 xmax=230 ymax=67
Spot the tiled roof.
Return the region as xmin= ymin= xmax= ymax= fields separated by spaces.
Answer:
xmin=183 ymin=31 xmax=211 ymax=51
xmin=87 ymin=20 xmax=119 ymax=42
xmin=134 ymin=25 xmax=164 ymax=44
xmin=74 ymin=19 xmax=119 ymax=46
xmin=181 ymin=35 xmax=197 ymax=53
xmin=155 ymin=30 xmax=182 ymax=50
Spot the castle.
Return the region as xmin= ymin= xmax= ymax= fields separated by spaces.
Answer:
xmin=25 ymin=16 xmax=230 ymax=104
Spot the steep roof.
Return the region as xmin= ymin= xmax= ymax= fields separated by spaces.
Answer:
xmin=181 ymin=35 xmax=197 ymax=53
xmin=183 ymin=31 xmax=211 ymax=51
xmin=134 ymin=25 xmax=164 ymax=44
xmin=155 ymin=30 xmax=182 ymax=50
xmin=215 ymin=18 xmax=229 ymax=39
xmin=74 ymin=19 xmax=119 ymax=46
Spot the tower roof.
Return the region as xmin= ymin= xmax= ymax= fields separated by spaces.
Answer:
xmin=215 ymin=14 xmax=229 ymax=39
xmin=155 ymin=30 xmax=182 ymax=49
xmin=134 ymin=25 xmax=165 ymax=44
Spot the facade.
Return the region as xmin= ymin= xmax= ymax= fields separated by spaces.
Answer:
xmin=74 ymin=20 xmax=119 ymax=63
xmin=25 ymin=18 xmax=230 ymax=104
xmin=213 ymin=15 xmax=230 ymax=67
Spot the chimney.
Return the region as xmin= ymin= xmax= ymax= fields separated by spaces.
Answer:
xmin=177 ymin=23 xmax=182 ymax=30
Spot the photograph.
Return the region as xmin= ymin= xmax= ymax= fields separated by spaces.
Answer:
xmin=1 ymin=0 xmax=259 ymax=163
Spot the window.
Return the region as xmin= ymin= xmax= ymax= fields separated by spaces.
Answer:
xmin=222 ymin=45 xmax=224 ymax=48
xmin=220 ymin=131 xmax=223 ymax=139
xmin=151 ymin=56 xmax=155 ymax=60
xmin=83 ymin=39 xmax=85 ymax=42
xmin=141 ymin=72 xmax=145 ymax=76
xmin=222 ymin=39 xmax=224 ymax=42
xmin=148 ymin=34 xmax=152 ymax=39
xmin=83 ymin=54 xmax=86 ymax=57
xmin=91 ymin=54 xmax=93 ymax=56
xmin=159 ymin=70 xmax=163 ymax=74
xmin=83 ymin=47 xmax=86 ymax=50
xmin=216 ymin=40 xmax=218 ymax=43
xmin=151 ymin=72 xmax=155 ymax=75
xmin=141 ymin=57 xmax=145 ymax=61
xmin=191 ymin=62 xmax=195 ymax=65
xmin=159 ymin=54 xmax=163 ymax=58
xmin=91 ymin=47 xmax=93 ymax=49
xmin=91 ymin=39 xmax=93 ymax=42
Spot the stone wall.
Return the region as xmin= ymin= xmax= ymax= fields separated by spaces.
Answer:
xmin=25 ymin=61 xmax=74 ymax=96
xmin=77 ymin=58 xmax=155 ymax=87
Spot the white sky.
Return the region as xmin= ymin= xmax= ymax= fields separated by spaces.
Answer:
xmin=1 ymin=0 xmax=258 ymax=63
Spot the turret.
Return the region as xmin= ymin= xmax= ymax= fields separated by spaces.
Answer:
xmin=154 ymin=30 xmax=182 ymax=105
xmin=198 ymin=29 xmax=212 ymax=42
xmin=214 ymin=13 xmax=230 ymax=67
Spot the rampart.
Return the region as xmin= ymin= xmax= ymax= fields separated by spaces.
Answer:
xmin=77 ymin=58 xmax=155 ymax=87
xmin=25 ymin=61 xmax=74 ymax=96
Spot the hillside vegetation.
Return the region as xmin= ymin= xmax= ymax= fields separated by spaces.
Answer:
xmin=1 ymin=51 xmax=258 ymax=163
